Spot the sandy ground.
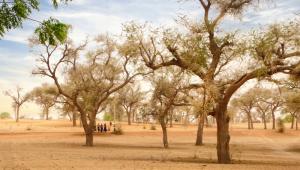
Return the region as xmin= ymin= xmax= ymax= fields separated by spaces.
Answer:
xmin=0 ymin=120 xmax=300 ymax=170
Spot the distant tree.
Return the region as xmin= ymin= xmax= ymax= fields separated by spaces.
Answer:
xmin=283 ymin=90 xmax=300 ymax=130
xmin=4 ymin=86 xmax=30 ymax=122
xmin=30 ymin=84 xmax=58 ymax=120
xmin=0 ymin=112 xmax=11 ymax=119
xmin=231 ymin=90 xmax=257 ymax=129
xmin=151 ymin=70 xmax=191 ymax=148
xmin=118 ymin=85 xmax=144 ymax=125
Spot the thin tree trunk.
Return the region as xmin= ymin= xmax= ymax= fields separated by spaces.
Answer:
xmin=169 ymin=114 xmax=173 ymax=128
xmin=216 ymin=104 xmax=231 ymax=164
xmin=72 ymin=112 xmax=77 ymax=127
xmin=291 ymin=114 xmax=295 ymax=129
xmin=296 ymin=116 xmax=298 ymax=130
xmin=262 ymin=113 xmax=267 ymax=129
xmin=16 ymin=106 xmax=20 ymax=123
xmin=195 ymin=113 xmax=205 ymax=146
xmin=159 ymin=116 xmax=168 ymax=148
xmin=271 ymin=112 xmax=276 ymax=130
xmin=250 ymin=118 xmax=254 ymax=129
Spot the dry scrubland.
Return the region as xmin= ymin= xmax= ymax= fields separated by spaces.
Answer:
xmin=0 ymin=120 xmax=300 ymax=170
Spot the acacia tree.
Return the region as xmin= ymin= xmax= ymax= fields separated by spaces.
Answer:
xmin=124 ymin=0 xmax=300 ymax=163
xmin=32 ymin=34 xmax=148 ymax=146
xmin=283 ymin=90 xmax=300 ymax=130
xmin=151 ymin=70 xmax=191 ymax=148
xmin=31 ymin=84 xmax=58 ymax=120
xmin=231 ymin=90 xmax=257 ymax=129
xmin=4 ymin=87 xmax=30 ymax=122
xmin=118 ymin=85 xmax=144 ymax=125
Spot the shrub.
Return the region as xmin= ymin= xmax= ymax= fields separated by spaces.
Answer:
xmin=150 ymin=124 xmax=156 ymax=130
xmin=0 ymin=112 xmax=11 ymax=119
xmin=112 ymin=124 xmax=123 ymax=135
xmin=277 ymin=118 xmax=285 ymax=133
xmin=283 ymin=114 xmax=293 ymax=123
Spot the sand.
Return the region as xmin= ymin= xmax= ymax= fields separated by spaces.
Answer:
xmin=0 ymin=119 xmax=299 ymax=170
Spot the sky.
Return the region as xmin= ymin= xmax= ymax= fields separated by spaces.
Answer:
xmin=0 ymin=0 xmax=299 ymax=119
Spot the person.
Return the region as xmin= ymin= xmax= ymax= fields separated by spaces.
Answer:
xmin=100 ymin=123 xmax=103 ymax=133
xmin=97 ymin=123 xmax=100 ymax=132
xmin=104 ymin=123 xmax=107 ymax=133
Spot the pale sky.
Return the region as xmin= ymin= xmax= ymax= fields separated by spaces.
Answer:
xmin=0 ymin=0 xmax=299 ymax=119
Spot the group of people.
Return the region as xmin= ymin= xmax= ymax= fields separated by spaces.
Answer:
xmin=97 ymin=122 xmax=113 ymax=133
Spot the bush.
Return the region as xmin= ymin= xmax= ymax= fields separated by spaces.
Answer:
xmin=283 ymin=114 xmax=293 ymax=123
xmin=150 ymin=124 xmax=156 ymax=130
xmin=103 ymin=113 xmax=113 ymax=121
xmin=277 ymin=118 xmax=285 ymax=133
xmin=0 ymin=112 xmax=11 ymax=119
xmin=112 ymin=124 xmax=123 ymax=135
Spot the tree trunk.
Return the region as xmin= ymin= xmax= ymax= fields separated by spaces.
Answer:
xmin=296 ymin=116 xmax=298 ymax=130
xmin=45 ymin=108 xmax=49 ymax=120
xmin=127 ymin=112 xmax=131 ymax=125
xmin=216 ymin=104 xmax=231 ymax=164
xmin=195 ymin=113 xmax=205 ymax=146
xmin=72 ymin=112 xmax=77 ymax=127
xmin=16 ymin=106 xmax=20 ymax=123
xmin=271 ymin=112 xmax=276 ymax=130
xmin=291 ymin=114 xmax=295 ymax=129
xmin=85 ymin=130 xmax=93 ymax=146
xmin=262 ymin=113 xmax=267 ymax=129
xmin=246 ymin=112 xmax=252 ymax=129
xmin=169 ymin=114 xmax=173 ymax=128
xmin=159 ymin=116 xmax=168 ymax=148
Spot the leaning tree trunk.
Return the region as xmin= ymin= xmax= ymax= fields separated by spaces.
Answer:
xmin=16 ymin=106 xmax=20 ymax=123
xmin=72 ymin=112 xmax=77 ymax=127
xmin=159 ymin=116 xmax=168 ymax=148
xmin=216 ymin=103 xmax=231 ymax=164
xmin=271 ymin=112 xmax=276 ymax=130
xmin=81 ymin=112 xmax=95 ymax=146
xmin=195 ymin=113 xmax=205 ymax=146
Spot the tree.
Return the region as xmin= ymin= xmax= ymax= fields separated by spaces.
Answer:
xmin=231 ymin=90 xmax=257 ymax=129
xmin=4 ymin=86 xmax=30 ymax=122
xmin=118 ymin=85 xmax=144 ymax=125
xmin=30 ymin=84 xmax=58 ymax=120
xmin=151 ymin=69 xmax=191 ymax=148
xmin=124 ymin=0 xmax=300 ymax=163
xmin=283 ymin=90 xmax=300 ymax=130
xmin=0 ymin=112 xmax=11 ymax=119
xmin=32 ymin=34 xmax=149 ymax=146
